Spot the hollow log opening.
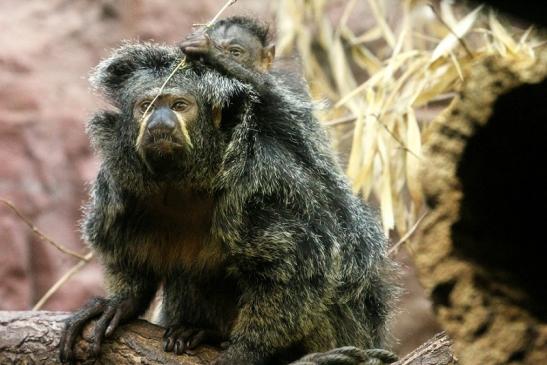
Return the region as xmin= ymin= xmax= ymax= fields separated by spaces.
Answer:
xmin=414 ymin=54 xmax=547 ymax=365
xmin=454 ymin=78 xmax=547 ymax=320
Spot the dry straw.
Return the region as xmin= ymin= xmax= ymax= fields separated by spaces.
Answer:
xmin=276 ymin=0 xmax=544 ymax=237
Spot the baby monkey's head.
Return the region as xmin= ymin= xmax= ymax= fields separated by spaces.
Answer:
xmin=207 ymin=16 xmax=275 ymax=72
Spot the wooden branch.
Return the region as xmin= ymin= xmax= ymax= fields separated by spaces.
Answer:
xmin=33 ymin=252 xmax=94 ymax=311
xmin=0 ymin=311 xmax=217 ymax=365
xmin=0 ymin=311 xmax=456 ymax=365
xmin=392 ymin=332 xmax=457 ymax=365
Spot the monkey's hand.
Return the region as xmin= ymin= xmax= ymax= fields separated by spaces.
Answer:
xmin=59 ymin=296 xmax=141 ymax=363
xmin=290 ymin=347 xmax=399 ymax=365
xmin=163 ymin=325 xmax=229 ymax=355
xmin=180 ymin=31 xmax=221 ymax=60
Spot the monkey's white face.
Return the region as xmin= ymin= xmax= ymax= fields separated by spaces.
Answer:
xmin=129 ymin=84 xmax=226 ymax=179
xmin=134 ymin=93 xmax=198 ymax=157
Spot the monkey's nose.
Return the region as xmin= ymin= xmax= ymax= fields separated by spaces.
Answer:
xmin=147 ymin=117 xmax=177 ymax=134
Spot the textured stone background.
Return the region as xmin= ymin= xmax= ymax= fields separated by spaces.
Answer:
xmin=0 ymin=0 xmax=438 ymax=355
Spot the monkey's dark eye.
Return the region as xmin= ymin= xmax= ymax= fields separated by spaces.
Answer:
xmin=172 ymin=100 xmax=189 ymax=112
xmin=139 ymin=101 xmax=153 ymax=113
xmin=228 ymin=47 xmax=244 ymax=57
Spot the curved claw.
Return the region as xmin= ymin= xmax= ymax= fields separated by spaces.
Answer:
xmin=162 ymin=325 xmax=226 ymax=355
xmin=91 ymin=304 xmax=118 ymax=356
xmin=59 ymin=297 xmax=107 ymax=363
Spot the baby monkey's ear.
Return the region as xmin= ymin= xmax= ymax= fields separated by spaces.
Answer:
xmin=261 ymin=44 xmax=275 ymax=71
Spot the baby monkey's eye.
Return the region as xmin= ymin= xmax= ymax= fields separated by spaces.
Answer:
xmin=139 ymin=101 xmax=153 ymax=113
xmin=228 ymin=47 xmax=244 ymax=57
xmin=172 ymin=100 xmax=189 ymax=111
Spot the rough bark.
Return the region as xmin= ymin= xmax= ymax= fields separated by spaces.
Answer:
xmin=414 ymin=49 xmax=547 ymax=364
xmin=392 ymin=332 xmax=457 ymax=365
xmin=0 ymin=311 xmax=217 ymax=365
xmin=0 ymin=311 xmax=455 ymax=365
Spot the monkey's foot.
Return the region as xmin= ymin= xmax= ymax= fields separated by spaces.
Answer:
xmin=291 ymin=347 xmax=398 ymax=365
xmin=163 ymin=326 xmax=227 ymax=355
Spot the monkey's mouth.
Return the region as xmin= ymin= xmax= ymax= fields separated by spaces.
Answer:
xmin=142 ymin=132 xmax=185 ymax=152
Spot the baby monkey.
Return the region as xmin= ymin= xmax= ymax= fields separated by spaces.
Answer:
xmin=181 ymin=16 xmax=279 ymax=95
xmin=182 ymin=16 xmax=274 ymax=71
xmin=185 ymin=16 xmax=274 ymax=70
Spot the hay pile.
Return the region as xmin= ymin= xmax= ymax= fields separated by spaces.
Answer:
xmin=275 ymin=0 xmax=545 ymax=236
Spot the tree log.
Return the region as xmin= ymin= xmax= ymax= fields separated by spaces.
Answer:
xmin=0 ymin=311 xmax=456 ymax=365
xmin=0 ymin=311 xmax=217 ymax=365
xmin=414 ymin=49 xmax=547 ymax=364
xmin=392 ymin=332 xmax=457 ymax=365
